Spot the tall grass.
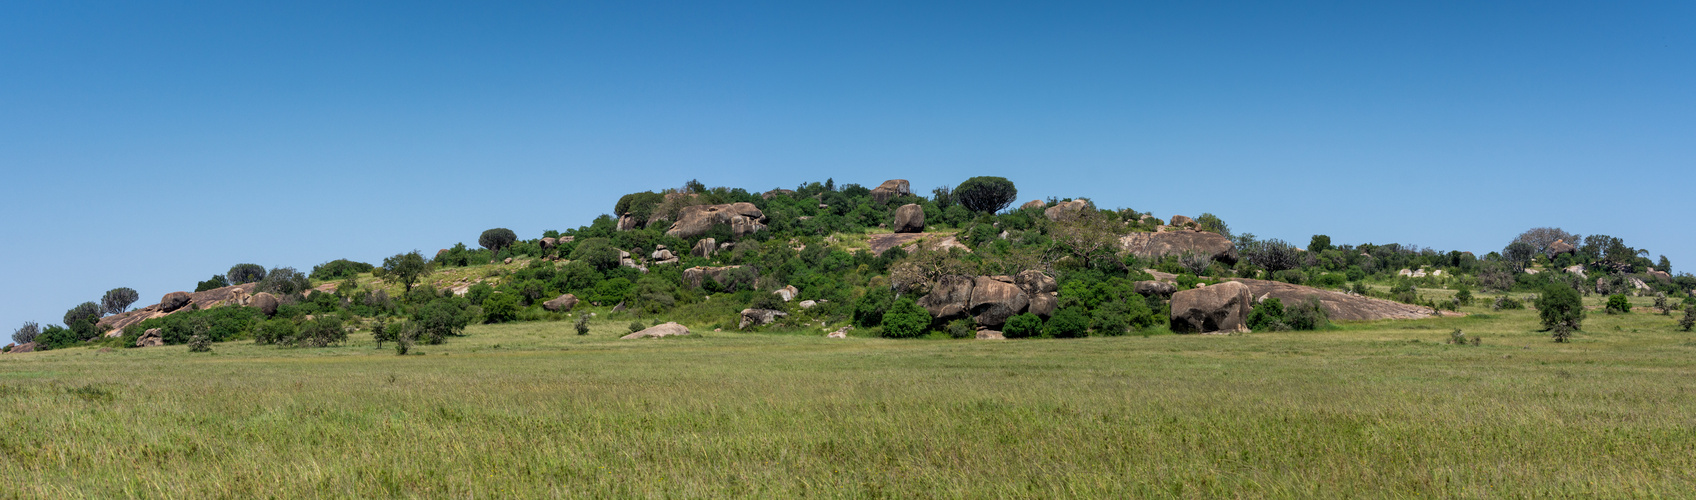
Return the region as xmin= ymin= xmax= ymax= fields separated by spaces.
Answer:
xmin=1 ymin=308 xmax=1693 ymax=497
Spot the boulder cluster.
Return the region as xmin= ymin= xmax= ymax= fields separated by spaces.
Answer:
xmin=917 ymin=270 xmax=1059 ymax=330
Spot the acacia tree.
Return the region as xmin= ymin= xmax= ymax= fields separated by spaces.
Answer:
xmin=479 ymin=228 xmax=518 ymax=256
xmin=100 ymin=287 xmax=139 ymax=315
xmin=227 ymin=264 xmax=267 ymax=285
xmin=953 ymin=176 xmax=1017 ymax=214
xmin=1502 ymin=241 xmax=1536 ymax=272
xmin=383 ymin=251 xmax=431 ymax=296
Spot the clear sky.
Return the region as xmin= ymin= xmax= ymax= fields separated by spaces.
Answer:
xmin=2 ymin=1 xmax=1692 ymax=331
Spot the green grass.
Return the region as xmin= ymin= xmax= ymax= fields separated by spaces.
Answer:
xmin=3 ymin=308 xmax=1695 ymax=497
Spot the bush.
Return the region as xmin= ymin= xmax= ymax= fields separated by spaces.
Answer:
xmin=1247 ymin=298 xmax=1288 ymax=332
xmin=628 ymin=321 xmax=645 ymax=334
xmin=101 ymin=287 xmax=139 ymax=315
xmin=953 ymin=176 xmax=1018 ymax=213
xmin=1537 ymin=284 xmax=1584 ymax=337
xmin=383 ymin=251 xmax=431 ymax=295
xmin=12 ymin=321 xmax=40 ymax=345
xmin=196 ymin=275 xmax=230 ymax=292
xmin=34 ymin=325 xmax=80 ymax=350
xmin=575 ymin=315 xmax=591 ymax=335
xmin=309 ymin=259 xmax=374 ymax=281
xmin=1003 ymin=313 xmax=1044 ymax=338
xmin=257 ymin=267 xmax=311 ymax=296
xmin=1605 ymin=294 xmax=1631 ymax=314
xmin=1043 ymin=307 xmax=1090 ymax=338
xmin=879 ymin=297 xmax=930 ymax=338
xmin=414 ymin=298 xmax=471 ymax=344
xmin=371 ymin=318 xmax=393 ymax=347
xmin=1454 ymin=285 xmax=1474 ymax=306
xmin=187 ymin=334 xmax=212 ymax=352
xmin=481 ymin=293 xmax=519 ymax=323
xmin=1493 ymin=295 xmax=1524 ymax=311
xmin=572 ymin=238 xmax=624 ymax=271
xmin=1271 ymin=269 xmax=1308 ymax=285
xmin=254 ymin=318 xmax=297 ymax=345
xmin=1682 ymin=306 xmax=1695 ymax=332
xmin=64 ymin=302 xmax=102 ymax=340
xmin=298 ymin=315 xmax=347 ymax=347
xmin=227 ymin=263 xmax=267 ymax=285
xmin=1285 ymin=297 xmax=1330 ymax=331
xmin=945 ymin=318 xmax=976 ymax=339
xmin=852 ymin=287 xmax=895 ymax=328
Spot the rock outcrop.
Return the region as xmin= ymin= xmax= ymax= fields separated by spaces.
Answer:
xmin=617 ymin=214 xmax=640 ymax=231
xmin=160 ymin=292 xmax=193 ymax=313
xmin=1119 ymin=230 xmax=1239 ymax=265
xmin=99 ymin=283 xmax=264 ymax=337
xmin=1019 ymin=200 xmax=1045 ymax=211
xmin=892 ymin=204 xmax=924 ymax=233
xmin=1170 ymin=281 xmax=1253 ymax=334
xmin=1168 ymin=215 xmax=1195 ymax=228
xmin=739 ymin=309 xmax=788 ymax=330
xmin=8 ymin=342 xmax=35 ymax=353
xmin=1548 ymin=239 xmax=1577 ymax=256
xmin=666 ymin=203 xmax=768 ymax=239
xmin=136 ymin=328 xmax=165 ymax=347
xmin=1044 ymin=199 xmax=1089 ymax=221
xmin=870 ymin=179 xmax=911 ymax=204
xmin=691 ymin=238 xmax=717 ymax=258
xmin=827 ymin=327 xmax=850 ymax=339
xmin=543 ymin=294 xmax=579 ymax=312
xmin=621 ymin=322 xmax=690 ymax=339
xmin=917 ymin=272 xmax=1059 ymax=329
xmin=774 ymin=285 xmax=799 ymax=302
xmin=1134 ymin=281 xmax=1177 ymax=298
xmin=1228 ymin=279 xmax=1434 ymax=321
xmin=682 ymin=266 xmax=755 ymax=289
xmin=975 ymin=330 xmax=1005 ymax=340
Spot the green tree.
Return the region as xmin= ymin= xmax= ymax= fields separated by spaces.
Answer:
xmin=931 ymin=185 xmax=955 ymax=209
xmin=879 ymin=297 xmax=931 ymax=338
xmin=1003 ymin=313 xmax=1044 ymax=338
xmin=1605 ymin=294 xmax=1631 ymax=314
xmin=1195 ymin=213 xmax=1231 ymax=239
xmin=227 ymin=263 xmax=267 ymax=285
xmin=382 ymin=251 xmax=431 ymax=296
xmin=852 ymin=287 xmax=895 ymax=327
xmin=1536 ymin=284 xmax=1584 ymax=341
xmin=101 ymin=287 xmax=139 ymax=315
xmin=572 ymin=238 xmax=623 ymax=271
xmin=1308 ymin=235 xmax=1332 ymax=253
xmin=64 ymin=302 xmax=102 ymax=340
xmin=954 ymin=176 xmax=1018 ymax=214
xmin=1681 ymin=305 xmax=1695 ymax=332
xmin=196 ymin=275 xmax=229 ymax=292
xmin=1043 ymin=307 xmax=1090 ymax=338
xmin=479 ymin=228 xmax=518 ymax=255
xmin=414 ymin=298 xmax=471 ymax=344
xmin=481 ymin=294 xmax=519 ymax=323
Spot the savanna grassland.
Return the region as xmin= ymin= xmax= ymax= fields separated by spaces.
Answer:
xmin=4 ymin=296 xmax=1694 ymax=498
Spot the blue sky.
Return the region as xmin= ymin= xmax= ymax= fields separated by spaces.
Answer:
xmin=2 ymin=1 xmax=1692 ymax=331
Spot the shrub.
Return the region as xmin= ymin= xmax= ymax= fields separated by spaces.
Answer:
xmin=953 ymin=176 xmax=1018 ymax=213
xmin=1003 ymin=313 xmax=1044 ymax=338
xmin=187 ymin=334 xmax=211 ymax=352
xmin=414 ymin=298 xmax=471 ymax=344
xmin=1537 ymin=284 xmax=1584 ymax=336
xmin=1681 ymin=305 xmax=1695 ymax=332
xmin=64 ymin=302 xmax=102 ymax=340
xmin=196 ymin=275 xmax=230 ymax=292
xmin=298 ymin=315 xmax=347 ymax=347
xmin=227 ymin=263 xmax=267 ymax=285
xmin=481 ymin=294 xmax=519 ymax=324
xmin=1605 ymin=294 xmax=1631 ymax=315
xmin=593 ymin=278 xmax=634 ymax=306
xmin=852 ymin=287 xmax=895 ymax=328
xmin=1310 ymin=273 xmax=1346 ymax=288
xmin=1247 ymin=298 xmax=1288 ymax=332
xmin=101 ymin=287 xmax=139 ymax=315
xmin=254 ymin=318 xmax=297 ymax=345
xmin=309 ymin=259 xmax=374 ymax=281
xmin=1091 ymin=302 xmax=1130 ymax=337
xmin=628 ymin=322 xmax=645 ymax=334
xmin=479 ymin=228 xmax=519 ymax=254
xmin=1043 ymin=307 xmax=1090 ymax=338
xmin=879 ymin=297 xmax=931 ymax=338
xmin=1272 ymin=269 xmax=1308 ymax=285
xmin=574 ymin=315 xmax=591 ymax=335
xmin=1454 ymin=285 xmax=1474 ymax=306
xmin=257 ymin=267 xmax=311 ymax=296
xmin=572 ymin=238 xmax=624 ymax=271
xmin=12 ymin=322 xmax=40 ymax=345
xmin=1285 ymin=297 xmax=1330 ymax=331
xmin=1654 ymin=293 xmax=1672 ymax=315
xmin=945 ymin=318 xmax=976 ymax=339
xmin=371 ymin=318 xmax=393 ymax=347
xmin=34 ymin=325 xmax=79 ymax=350
xmin=1493 ymin=295 xmax=1524 ymax=311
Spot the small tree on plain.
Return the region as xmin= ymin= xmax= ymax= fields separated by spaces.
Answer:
xmin=383 ymin=251 xmax=431 ymax=296
xmin=100 ymin=288 xmax=140 ymax=316
xmin=1681 ymin=305 xmax=1695 ymax=332
xmin=1536 ymin=284 xmax=1584 ymax=341
xmin=574 ymin=315 xmax=590 ymax=335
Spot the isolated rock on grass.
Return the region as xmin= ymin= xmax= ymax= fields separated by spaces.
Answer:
xmin=620 ymin=322 xmax=690 ymax=339
xmin=7 ymin=342 xmax=35 ymax=353
xmin=739 ymin=309 xmax=788 ymax=330
xmin=975 ymin=330 xmax=1005 ymax=340
xmin=827 ymin=327 xmax=850 ymax=338
xmin=892 ymin=204 xmax=925 ymax=233
xmin=1170 ymin=281 xmax=1253 ymax=334
xmin=542 ymin=294 xmax=578 ymax=312
xmin=136 ymin=328 xmax=165 ymax=347
xmin=159 ymin=292 xmax=192 ymax=313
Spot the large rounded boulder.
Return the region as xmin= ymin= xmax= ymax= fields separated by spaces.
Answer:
xmin=1170 ymin=281 xmax=1253 ymax=334
xmin=249 ymin=292 xmax=280 ymax=317
xmin=892 ymin=204 xmax=925 ymax=233
xmin=543 ymin=293 xmax=579 ymax=312
xmin=1043 ymin=200 xmax=1089 ymax=221
xmin=621 ymin=322 xmax=691 ymax=339
xmin=159 ymin=292 xmax=193 ymax=313
xmin=666 ymin=203 xmax=768 ymax=239
xmin=1119 ymin=230 xmax=1239 ymax=265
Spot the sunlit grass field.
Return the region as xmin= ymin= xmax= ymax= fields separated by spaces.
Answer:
xmin=3 ymin=299 xmax=1694 ymax=497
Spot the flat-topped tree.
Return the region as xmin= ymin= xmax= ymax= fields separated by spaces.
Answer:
xmin=227 ymin=263 xmax=266 ymax=285
xmin=954 ymin=176 xmax=1017 ymax=214
xmin=479 ymin=228 xmax=518 ymax=257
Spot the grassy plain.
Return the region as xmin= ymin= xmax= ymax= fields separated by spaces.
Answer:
xmin=3 ymin=301 xmax=1694 ymax=498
